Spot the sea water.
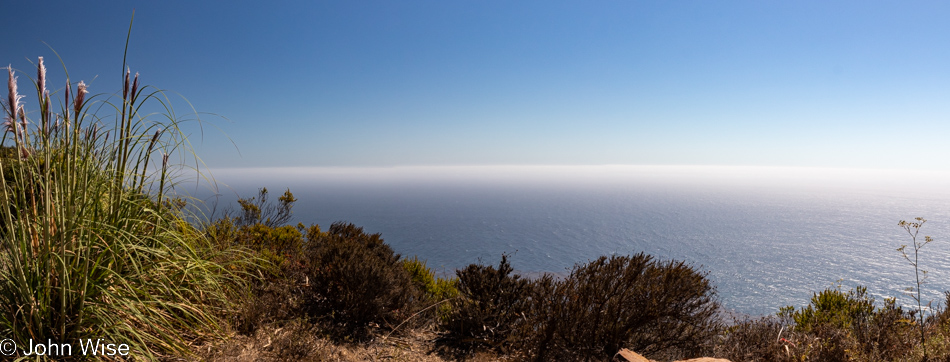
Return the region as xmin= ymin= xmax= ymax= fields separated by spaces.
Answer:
xmin=194 ymin=165 xmax=950 ymax=316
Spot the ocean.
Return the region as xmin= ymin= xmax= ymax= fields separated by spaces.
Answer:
xmin=193 ymin=165 xmax=950 ymax=317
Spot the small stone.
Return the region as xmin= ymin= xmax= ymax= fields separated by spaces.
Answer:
xmin=613 ymin=348 xmax=654 ymax=362
xmin=614 ymin=348 xmax=733 ymax=362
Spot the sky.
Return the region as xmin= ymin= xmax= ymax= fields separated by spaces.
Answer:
xmin=2 ymin=1 xmax=950 ymax=170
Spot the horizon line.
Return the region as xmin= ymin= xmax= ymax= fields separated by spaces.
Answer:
xmin=207 ymin=164 xmax=950 ymax=173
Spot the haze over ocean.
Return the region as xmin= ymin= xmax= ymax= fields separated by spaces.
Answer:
xmin=194 ymin=165 xmax=950 ymax=316
xmin=7 ymin=3 xmax=950 ymax=316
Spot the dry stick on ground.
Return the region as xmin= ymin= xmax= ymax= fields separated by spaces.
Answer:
xmin=383 ymin=298 xmax=457 ymax=341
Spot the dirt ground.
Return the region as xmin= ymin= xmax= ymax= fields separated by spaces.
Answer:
xmin=192 ymin=322 xmax=503 ymax=362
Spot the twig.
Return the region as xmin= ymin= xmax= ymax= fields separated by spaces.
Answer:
xmin=383 ymin=298 xmax=457 ymax=341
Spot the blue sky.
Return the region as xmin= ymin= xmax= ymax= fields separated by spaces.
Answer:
xmin=3 ymin=1 xmax=950 ymax=169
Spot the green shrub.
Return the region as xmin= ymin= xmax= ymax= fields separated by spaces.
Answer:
xmin=212 ymin=190 xmax=313 ymax=338
xmin=773 ymin=285 xmax=918 ymax=361
xmin=439 ymin=253 xmax=720 ymax=360
xmin=303 ymin=222 xmax=420 ymax=340
xmin=432 ymin=277 xmax=461 ymax=306
xmin=403 ymin=256 xmax=459 ymax=321
xmin=238 ymin=223 xmax=304 ymax=265
xmin=440 ymin=254 xmax=534 ymax=356
xmin=204 ymin=188 xmax=310 ymax=269
xmin=854 ymin=297 xmax=916 ymax=360
xmin=233 ymin=267 xmax=308 ymax=335
xmin=205 ymin=214 xmax=239 ymax=246
xmin=525 ymin=253 xmax=721 ymax=361
xmin=777 ymin=286 xmax=874 ymax=361
xmin=233 ymin=187 xmax=297 ymax=228
xmin=713 ymin=317 xmax=799 ymax=362
xmin=404 ymin=256 xmax=437 ymax=293
xmin=403 ymin=256 xmax=460 ymax=301
xmin=783 ymin=285 xmax=875 ymax=333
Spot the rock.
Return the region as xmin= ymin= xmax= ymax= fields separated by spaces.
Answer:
xmin=614 ymin=349 xmax=653 ymax=362
xmin=613 ymin=349 xmax=732 ymax=362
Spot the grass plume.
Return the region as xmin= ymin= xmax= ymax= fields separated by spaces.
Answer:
xmin=0 ymin=47 xmax=242 ymax=360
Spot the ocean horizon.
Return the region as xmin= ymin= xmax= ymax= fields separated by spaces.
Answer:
xmin=188 ymin=165 xmax=950 ymax=316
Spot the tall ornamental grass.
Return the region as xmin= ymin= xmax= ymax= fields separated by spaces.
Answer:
xmin=0 ymin=47 xmax=240 ymax=360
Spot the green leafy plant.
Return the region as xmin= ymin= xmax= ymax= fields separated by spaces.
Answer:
xmin=403 ymin=256 xmax=459 ymax=319
xmin=207 ymin=188 xmax=315 ymax=339
xmin=440 ymin=253 xmax=720 ymax=361
xmin=204 ymin=187 xmax=309 ymax=270
xmin=439 ymin=254 xmax=534 ymax=357
xmin=233 ymin=187 xmax=297 ymax=228
xmin=525 ymin=253 xmax=720 ymax=361
xmin=303 ymin=222 xmax=421 ymax=340
xmin=713 ymin=316 xmax=802 ymax=362
xmin=778 ymin=284 xmax=871 ymax=362
xmin=783 ymin=284 xmax=875 ymax=333
xmin=773 ymin=283 xmax=918 ymax=361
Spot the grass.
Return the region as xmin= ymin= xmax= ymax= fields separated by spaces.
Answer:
xmin=0 ymin=45 xmax=244 ymax=360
